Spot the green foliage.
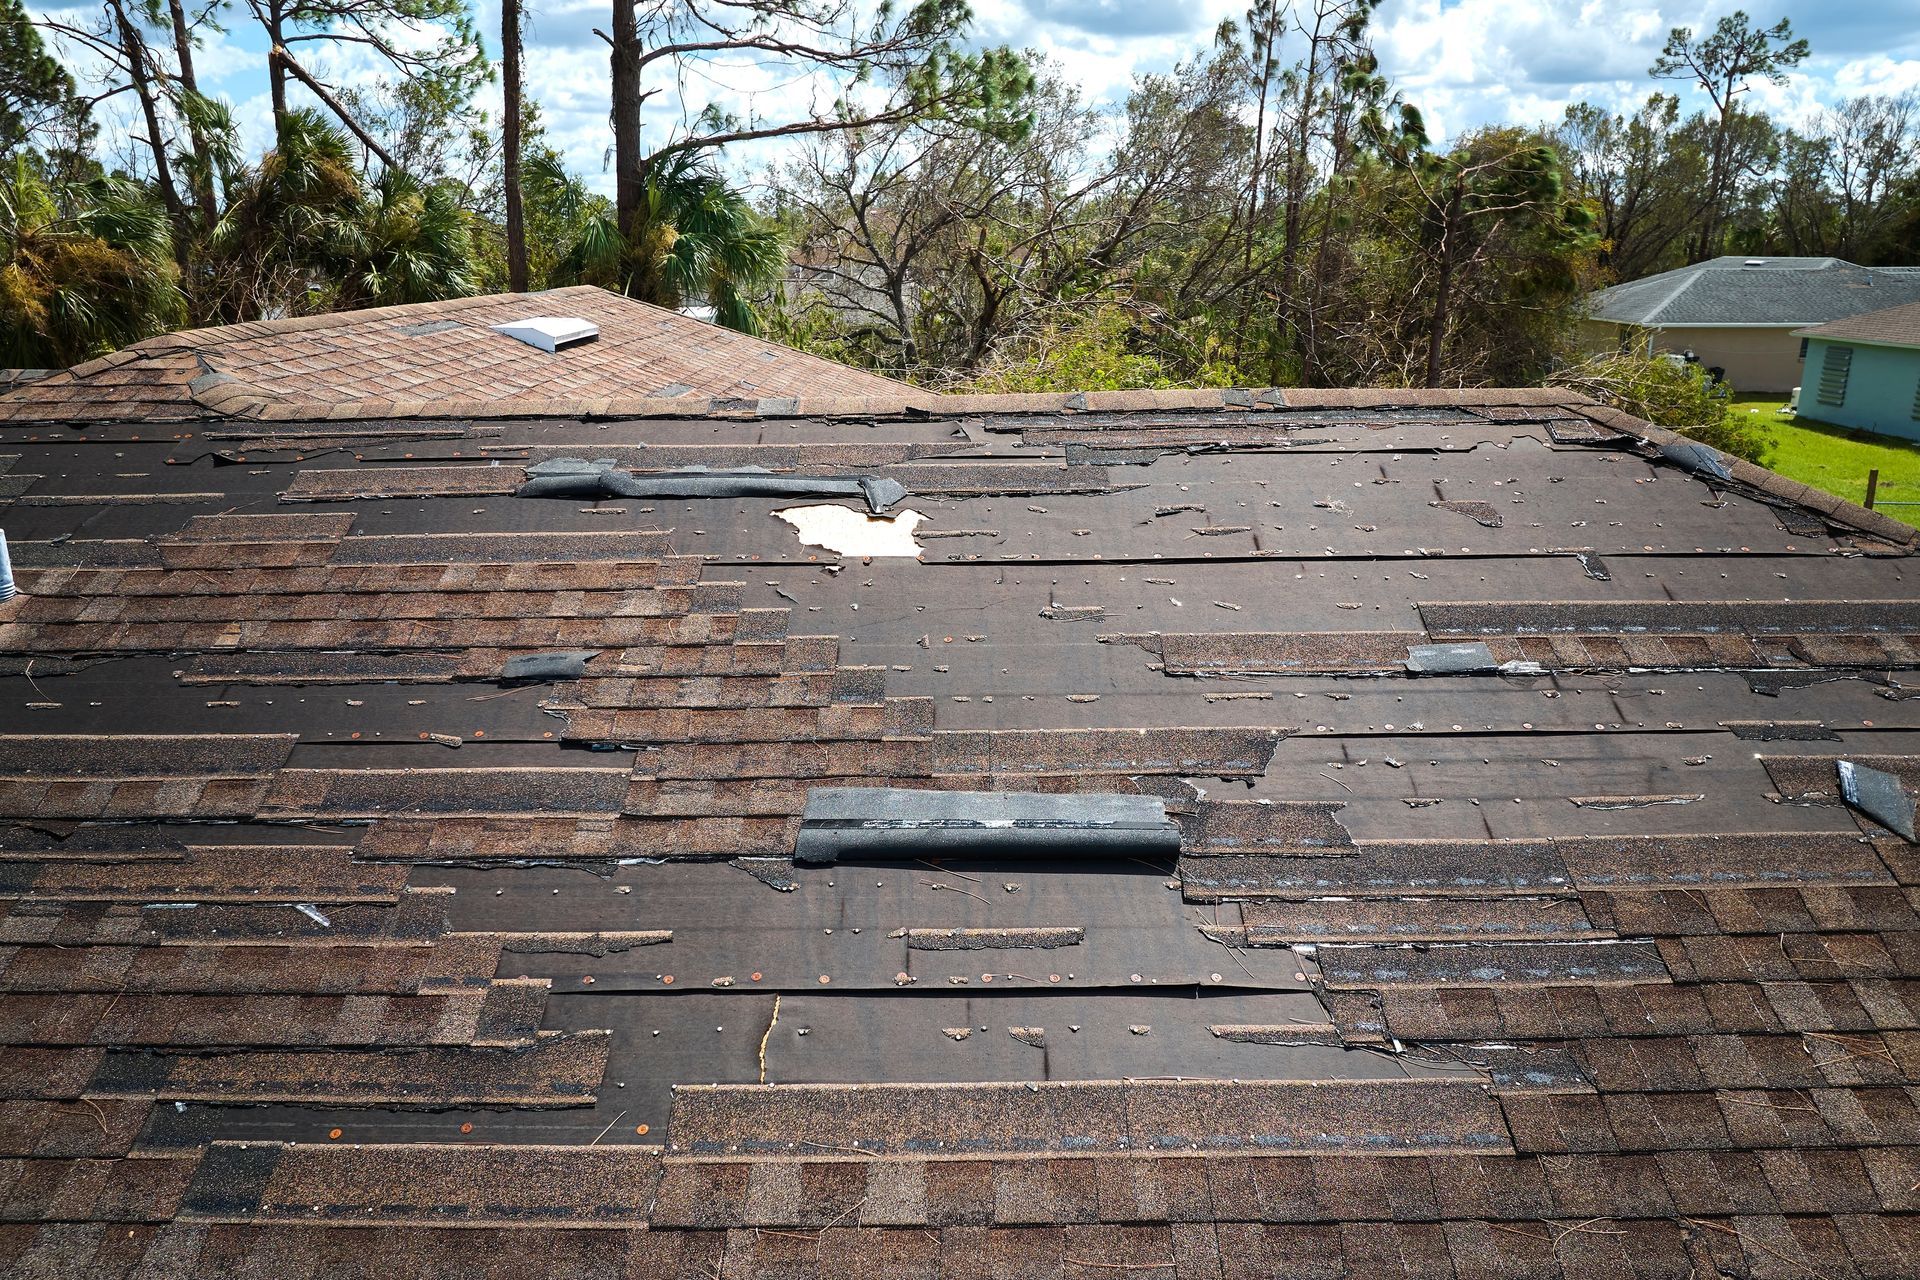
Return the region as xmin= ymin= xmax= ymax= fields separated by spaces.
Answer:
xmin=1548 ymin=346 xmax=1769 ymax=464
xmin=0 ymin=0 xmax=91 ymax=162
xmin=0 ymin=154 xmax=182 ymax=366
xmin=1651 ymin=11 xmax=1809 ymax=96
xmin=205 ymin=110 xmax=476 ymax=320
xmin=955 ymin=305 xmax=1231 ymax=393
xmin=329 ymin=169 xmax=477 ymax=309
xmin=1758 ymin=402 xmax=1920 ymax=527
xmin=280 ymin=0 xmax=491 ymax=143
xmin=1556 ymin=95 xmax=1703 ymax=279
xmin=552 ymin=152 xmax=783 ymax=335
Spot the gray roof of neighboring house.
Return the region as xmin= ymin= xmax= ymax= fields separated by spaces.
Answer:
xmin=1797 ymin=297 xmax=1920 ymax=350
xmin=1588 ymin=255 xmax=1920 ymax=327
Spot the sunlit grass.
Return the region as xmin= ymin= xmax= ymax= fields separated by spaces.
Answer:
xmin=1725 ymin=396 xmax=1920 ymax=529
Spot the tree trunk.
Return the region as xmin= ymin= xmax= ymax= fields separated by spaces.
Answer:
xmin=1301 ymin=101 xmax=1355 ymax=386
xmin=503 ymin=0 xmax=527 ymax=291
xmin=162 ymin=0 xmax=215 ymax=227
xmin=267 ymin=0 xmax=288 ymax=143
xmin=1424 ymin=180 xmax=1463 ymax=389
xmin=1232 ymin=5 xmax=1280 ymax=372
xmin=109 ymin=0 xmax=189 ymax=271
xmin=1693 ymin=77 xmax=1735 ymax=262
xmin=1279 ymin=28 xmax=1324 ymax=378
xmin=610 ymin=0 xmax=644 ymax=245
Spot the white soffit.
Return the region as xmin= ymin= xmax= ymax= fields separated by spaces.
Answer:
xmin=490 ymin=316 xmax=599 ymax=353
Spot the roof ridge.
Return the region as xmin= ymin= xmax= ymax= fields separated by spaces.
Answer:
xmin=1641 ymin=265 xmax=1705 ymax=326
xmin=125 ymin=286 xmax=609 ymax=358
xmin=235 ymin=385 xmax=1590 ymax=424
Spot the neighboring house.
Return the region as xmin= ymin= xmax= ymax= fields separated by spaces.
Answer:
xmin=0 ymin=284 xmax=920 ymax=423
xmin=3 ymin=375 xmax=1920 ymax=1274
xmin=1796 ymin=299 xmax=1920 ymax=441
xmin=1583 ymin=255 xmax=1920 ymax=393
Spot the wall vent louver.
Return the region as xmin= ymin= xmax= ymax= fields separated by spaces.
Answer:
xmin=1816 ymin=345 xmax=1853 ymax=407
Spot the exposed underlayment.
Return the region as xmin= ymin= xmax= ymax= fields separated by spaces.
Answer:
xmin=3 ymin=385 xmax=1920 ymax=1276
xmin=773 ymin=502 xmax=926 ymax=557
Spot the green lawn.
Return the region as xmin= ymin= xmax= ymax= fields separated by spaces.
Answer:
xmin=1725 ymin=396 xmax=1920 ymax=528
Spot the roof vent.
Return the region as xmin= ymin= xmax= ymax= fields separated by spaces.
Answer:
xmin=1744 ymin=259 xmax=1767 ymax=266
xmin=490 ymin=317 xmax=598 ymax=353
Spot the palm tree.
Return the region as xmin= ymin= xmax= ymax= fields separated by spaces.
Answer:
xmin=550 ymin=151 xmax=784 ymax=334
xmin=205 ymin=109 xmax=477 ymax=320
xmin=204 ymin=108 xmax=362 ymax=321
xmin=329 ymin=168 xmax=477 ymax=308
xmin=0 ymin=153 xmax=182 ymax=366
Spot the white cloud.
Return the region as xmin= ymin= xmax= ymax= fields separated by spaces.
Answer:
xmin=29 ymin=0 xmax=1920 ymax=190
xmin=1832 ymin=55 xmax=1920 ymax=98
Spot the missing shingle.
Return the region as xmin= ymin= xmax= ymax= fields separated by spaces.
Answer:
xmin=395 ymin=319 xmax=464 ymax=337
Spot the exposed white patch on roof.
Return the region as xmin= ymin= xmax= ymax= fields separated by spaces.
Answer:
xmin=775 ymin=504 xmax=925 ymax=557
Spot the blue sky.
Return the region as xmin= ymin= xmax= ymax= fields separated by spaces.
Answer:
xmin=32 ymin=1 xmax=1920 ymax=195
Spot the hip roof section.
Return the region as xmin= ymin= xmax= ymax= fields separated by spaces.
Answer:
xmin=1589 ymin=256 xmax=1920 ymax=327
xmin=0 ymin=286 xmax=919 ymax=423
xmin=1798 ymin=297 xmax=1920 ymax=349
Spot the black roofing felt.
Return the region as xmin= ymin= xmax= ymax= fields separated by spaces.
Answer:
xmin=4 ymin=392 xmax=1920 ymax=1277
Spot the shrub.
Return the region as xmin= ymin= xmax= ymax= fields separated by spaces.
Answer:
xmin=1548 ymin=349 xmax=1769 ymax=464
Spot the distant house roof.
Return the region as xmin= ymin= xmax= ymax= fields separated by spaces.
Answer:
xmin=1796 ymin=297 xmax=1920 ymax=350
xmin=1588 ymin=256 xmax=1920 ymax=328
xmin=0 ymin=285 xmax=918 ymax=423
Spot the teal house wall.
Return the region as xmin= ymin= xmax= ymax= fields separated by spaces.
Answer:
xmin=1802 ymin=337 xmax=1920 ymax=441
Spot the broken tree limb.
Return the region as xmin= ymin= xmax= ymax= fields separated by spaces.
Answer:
xmin=271 ymin=46 xmax=400 ymax=170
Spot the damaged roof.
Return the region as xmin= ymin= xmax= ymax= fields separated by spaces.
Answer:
xmin=3 ymin=383 xmax=1920 ymax=1278
xmin=0 ymin=286 xmax=917 ymax=424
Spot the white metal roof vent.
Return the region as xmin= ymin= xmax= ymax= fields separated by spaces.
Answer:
xmin=1744 ymin=259 xmax=1767 ymax=266
xmin=490 ymin=316 xmax=599 ymax=353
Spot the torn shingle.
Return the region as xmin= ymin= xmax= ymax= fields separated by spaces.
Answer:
xmin=1837 ymin=759 xmax=1919 ymax=842
xmin=795 ymin=789 xmax=1178 ymax=864
xmin=499 ymin=650 xmax=599 ymax=683
xmin=516 ymin=459 xmax=908 ymax=513
xmin=903 ymin=927 xmax=1084 ymax=950
xmin=1404 ymin=642 xmax=1499 ymax=674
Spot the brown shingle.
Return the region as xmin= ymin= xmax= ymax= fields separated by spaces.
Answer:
xmin=5 ymin=386 xmax=1920 ymax=1276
